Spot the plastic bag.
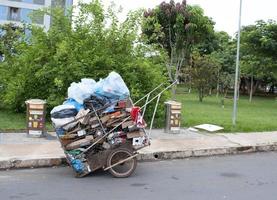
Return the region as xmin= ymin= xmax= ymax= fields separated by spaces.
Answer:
xmin=51 ymin=109 xmax=77 ymax=119
xmin=84 ymin=94 xmax=111 ymax=110
xmin=71 ymin=159 xmax=85 ymax=173
xmin=51 ymin=117 xmax=77 ymax=130
xmin=94 ymin=72 xmax=130 ymax=100
xmin=51 ymin=100 xmax=80 ymax=130
xmin=55 ymin=128 xmax=65 ymax=137
xmin=50 ymin=104 xmax=76 ymax=115
xmin=67 ymin=78 xmax=96 ymax=104
xmin=63 ymin=98 xmax=84 ymax=111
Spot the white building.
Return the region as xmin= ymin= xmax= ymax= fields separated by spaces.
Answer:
xmin=0 ymin=0 xmax=73 ymax=31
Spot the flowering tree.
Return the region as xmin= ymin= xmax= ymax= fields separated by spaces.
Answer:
xmin=142 ymin=0 xmax=215 ymax=98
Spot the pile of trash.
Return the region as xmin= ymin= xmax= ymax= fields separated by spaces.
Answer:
xmin=51 ymin=72 xmax=148 ymax=177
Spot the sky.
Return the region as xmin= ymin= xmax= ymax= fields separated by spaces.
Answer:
xmin=75 ymin=0 xmax=277 ymax=36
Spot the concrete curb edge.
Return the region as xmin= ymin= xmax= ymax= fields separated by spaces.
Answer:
xmin=1 ymin=143 xmax=277 ymax=170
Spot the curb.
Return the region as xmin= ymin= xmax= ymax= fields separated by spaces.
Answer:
xmin=1 ymin=143 xmax=277 ymax=170
xmin=0 ymin=129 xmax=27 ymax=133
xmin=138 ymin=143 xmax=277 ymax=161
xmin=0 ymin=129 xmax=55 ymax=133
xmin=0 ymin=156 xmax=67 ymax=170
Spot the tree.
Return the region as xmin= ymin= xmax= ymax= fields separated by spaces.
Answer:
xmin=142 ymin=1 xmax=215 ymax=98
xmin=0 ymin=1 xmax=168 ymax=126
xmin=241 ymin=20 xmax=277 ymax=59
xmin=189 ymin=53 xmax=220 ymax=102
xmin=240 ymin=20 xmax=277 ymax=100
xmin=0 ymin=23 xmax=24 ymax=60
xmin=0 ymin=23 xmax=25 ymax=105
xmin=211 ymin=31 xmax=236 ymax=97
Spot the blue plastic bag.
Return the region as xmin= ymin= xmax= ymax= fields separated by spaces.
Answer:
xmin=71 ymin=159 xmax=85 ymax=173
xmin=55 ymin=128 xmax=65 ymax=137
xmin=63 ymin=98 xmax=84 ymax=111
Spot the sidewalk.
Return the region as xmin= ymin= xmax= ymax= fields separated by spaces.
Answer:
xmin=1 ymin=129 xmax=277 ymax=169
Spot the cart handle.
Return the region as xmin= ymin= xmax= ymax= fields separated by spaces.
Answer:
xmin=134 ymin=83 xmax=164 ymax=105
xmin=78 ymin=80 xmax=177 ymax=157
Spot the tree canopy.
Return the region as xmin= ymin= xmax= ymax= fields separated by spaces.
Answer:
xmin=0 ymin=0 xmax=276 ymax=115
xmin=142 ymin=1 xmax=215 ymax=82
xmin=141 ymin=0 xmax=216 ymax=100
xmin=0 ymin=1 xmax=168 ymax=126
xmin=240 ymin=20 xmax=277 ymax=98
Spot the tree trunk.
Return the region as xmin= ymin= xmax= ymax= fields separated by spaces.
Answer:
xmin=224 ymin=87 xmax=228 ymax=98
xmin=188 ymin=75 xmax=192 ymax=93
xmin=216 ymin=84 xmax=219 ymax=98
xmin=270 ymin=85 xmax=275 ymax=94
xmin=252 ymin=80 xmax=260 ymax=95
xmin=216 ymin=69 xmax=220 ymax=98
xmin=171 ymin=84 xmax=177 ymax=100
xmin=245 ymin=78 xmax=251 ymax=95
xmin=199 ymin=88 xmax=203 ymax=102
xmin=237 ymin=79 xmax=241 ymax=100
xmin=249 ymin=74 xmax=254 ymax=102
xmin=221 ymin=98 xmax=225 ymax=108
xmin=240 ymin=77 xmax=246 ymax=94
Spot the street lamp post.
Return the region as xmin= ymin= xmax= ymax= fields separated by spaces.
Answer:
xmin=232 ymin=0 xmax=243 ymax=126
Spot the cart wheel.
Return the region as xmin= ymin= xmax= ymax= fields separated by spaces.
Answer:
xmin=106 ymin=148 xmax=137 ymax=178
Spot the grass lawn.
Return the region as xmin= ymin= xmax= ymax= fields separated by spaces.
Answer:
xmin=0 ymin=92 xmax=276 ymax=133
xmin=176 ymin=91 xmax=277 ymax=132
xmin=0 ymin=109 xmax=52 ymax=131
xmin=0 ymin=109 xmax=26 ymax=131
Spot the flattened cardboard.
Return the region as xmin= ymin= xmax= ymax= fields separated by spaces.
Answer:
xmin=100 ymin=115 xmax=111 ymax=124
xmin=127 ymin=131 xmax=144 ymax=139
xmin=122 ymin=120 xmax=134 ymax=129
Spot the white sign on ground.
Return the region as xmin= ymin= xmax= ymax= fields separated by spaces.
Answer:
xmin=194 ymin=124 xmax=224 ymax=132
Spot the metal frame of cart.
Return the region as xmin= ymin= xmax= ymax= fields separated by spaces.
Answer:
xmin=58 ymin=81 xmax=176 ymax=178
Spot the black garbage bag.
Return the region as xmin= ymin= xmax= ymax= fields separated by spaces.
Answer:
xmin=51 ymin=109 xmax=78 ymax=118
xmin=83 ymin=95 xmax=111 ymax=110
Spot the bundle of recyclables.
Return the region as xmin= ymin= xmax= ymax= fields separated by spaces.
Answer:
xmin=51 ymin=71 xmax=174 ymax=178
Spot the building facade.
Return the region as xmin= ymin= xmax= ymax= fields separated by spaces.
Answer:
xmin=0 ymin=0 xmax=73 ymax=31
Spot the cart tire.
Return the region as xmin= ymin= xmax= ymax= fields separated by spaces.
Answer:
xmin=106 ymin=148 xmax=137 ymax=178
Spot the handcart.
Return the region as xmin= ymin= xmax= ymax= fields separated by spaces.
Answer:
xmin=54 ymin=81 xmax=176 ymax=178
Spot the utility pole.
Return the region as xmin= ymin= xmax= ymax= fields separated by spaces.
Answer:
xmin=232 ymin=0 xmax=243 ymax=126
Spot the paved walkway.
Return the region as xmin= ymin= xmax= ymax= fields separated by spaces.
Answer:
xmin=1 ymin=129 xmax=277 ymax=169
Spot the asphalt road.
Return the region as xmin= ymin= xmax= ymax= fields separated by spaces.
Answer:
xmin=1 ymin=152 xmax=277 ymax=200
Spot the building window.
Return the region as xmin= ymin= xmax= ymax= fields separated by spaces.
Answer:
xmin=0 ymin=6 xmax=8 ymax=20
xmin=9 ymin=7 xmax=20 ymax=21
xmin=20 ymin=8 xmax=32 ymax=23
xmin=52 ymin=0 xmax=65 ymax=8
xmin=20 ymin=9 xmax=44 ymax=25
xmin=65 ymin=0 xmax=73 ymax=7
xmin=9 ymin=0 xmax=45 ymax=5
xmin=22 ymin=0 xmax=33 ymax=3
xmin=33 ymin=0 xmax=45 ymax=5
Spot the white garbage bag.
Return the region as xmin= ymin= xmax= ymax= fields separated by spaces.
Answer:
xmin=67 ymin=78 xmax=96 ymax=104
xmin=51 ymin=117 xmax=77 ymax=130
